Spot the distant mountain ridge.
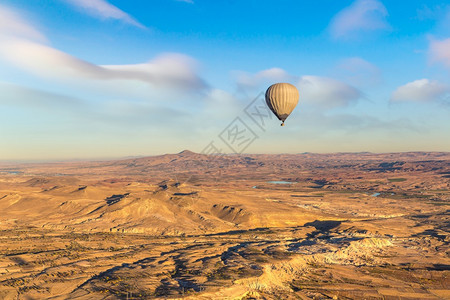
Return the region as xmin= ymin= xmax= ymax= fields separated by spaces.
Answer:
xmin=0 ymin=151 xmax=448 ymax=189
xmin=0 ymin=151 xmax=448 ymax=236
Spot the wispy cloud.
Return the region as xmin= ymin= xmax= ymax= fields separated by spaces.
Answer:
xmin=0 ymin=81 xmax=83 ymax=109
xmin=0 ymin=81 xmax=191 ymax=127
xmin=390 ymin=79 xmax=450 ymax=103
xmin=0 ymin=5 xmax=206 ymax=93
xmin=429 ymin=37 xmax=450 ymax=69
xmin=175 ymin=0 xmax=194 ymax=4
xmin=0 ymin=38 xmax=205 ymax=91
xmin=233 ymin=68 xmax=362 ymax=109
xmin=104 ymin=54 xmax=206 ymax=91
xmin=234 ymin=68 xmax=293 ymax=91
xmin=329 ymin=0 xmax=390 ymax=40
xmin=333 ymin=57 xmax=382 ymax=87
xmin=0 ymin=5 xmax=46 ymax=42
xmin=415 ymin=4 xmax=448 ymax=21
xmin=64 ymin=0 xmax=145 ymax=28
xmin=298 ymin=76 xmax=362 ymax=108
xmin=297 ymin=110 xmax=417 ymax=134
xmin=416 ymin=4 xmax=450 ymax=35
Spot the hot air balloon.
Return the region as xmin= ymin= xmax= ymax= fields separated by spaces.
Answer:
xmin=265 ymin=83 xmax=299 ymax=126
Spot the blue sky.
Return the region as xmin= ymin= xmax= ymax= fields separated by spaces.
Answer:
xmin=0 ymin=0 xmax=449 ymax=160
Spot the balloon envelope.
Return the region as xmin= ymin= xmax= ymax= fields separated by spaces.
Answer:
xmin=265 ymin=83 xmax=299 ymax=125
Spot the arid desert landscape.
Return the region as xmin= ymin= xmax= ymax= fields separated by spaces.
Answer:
xmin=3 ymin=0 xmax=450 ymax=299
xmin=0 ymin=151 xmax=448 ymax=299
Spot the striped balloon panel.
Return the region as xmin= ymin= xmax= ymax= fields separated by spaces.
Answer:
xmin=265 ymin=83 xmax=299 ymax=121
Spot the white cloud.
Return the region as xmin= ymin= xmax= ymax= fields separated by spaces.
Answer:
xmin=334 ymin=57 xmax=381 ymax=87
xmin=234 ymin=67 xmax=362 ymax=109
xmin=329 ymin=0 xmax=389 ymax=39
xmin=0 ymin=38 xmax=205 ymax=91
xmin=0 ymin=5 xmax=205 ymax=93
xmin=0 ymin=81 xmax=191 ymax=126
xmin=429 ymin=38 xmax=450 ymax=69
xmin=64 ymin=0 xmax=145 ymax=28
xmin=103 ymin=54 xmax=206 ymax=90
xmin=298 ymin=76 xmax=362 ymax=108
xmin=391 ymin=79 xmax=450 ymax=102
xmin=0 ymin=5 xmax=46 ymax=42
xmin=0 ymin=81 xmax=82 ymax=109
xmin=235 ymin=67 xmax=293 ymax=90
xmin=175 ymin=0 xmax=194 ymax=3
xmin=203 ymin=89 xmax=240 ymax=116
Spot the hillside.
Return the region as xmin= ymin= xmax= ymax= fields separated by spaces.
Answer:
xmin=0 ymin=152 xmax=448 ymax=299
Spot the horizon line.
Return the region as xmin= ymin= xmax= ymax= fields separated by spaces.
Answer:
xmin=0 ymin=150 xmax=449 ymax=165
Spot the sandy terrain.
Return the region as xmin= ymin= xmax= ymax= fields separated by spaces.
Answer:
xmin=0 ymin=151 xmax=448 ymax=299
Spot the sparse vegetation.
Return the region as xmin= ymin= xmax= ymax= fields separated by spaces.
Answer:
xmin=388 ymin=178 xmax=407 ymax=182
xmin=0 ymin=152 xmax=448 ymax=298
